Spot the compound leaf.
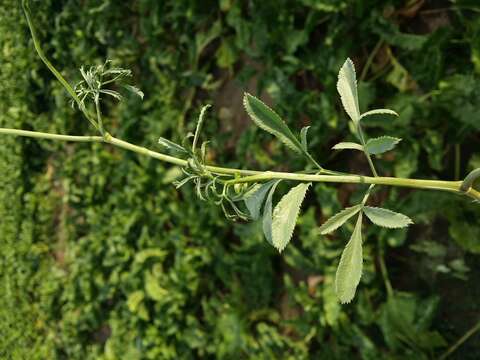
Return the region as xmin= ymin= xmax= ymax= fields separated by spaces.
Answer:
xmin=335 ymin=213 xmax=363 ymax=304
xmin=366 ymin=136 xmax=401 ymax=155
xmin=243 ymin=180 xmax=277 ymax=220
xmin=363 ymin=206 xmax=413 ymax=228
xmin=359 ymin=109 xmax=398 ymax=121
xmin=318 ymin=204 xmax=362 ymax=234
xmin=337 ymin=58 xmax=360 ymax=122
xmin=262 ymin=180 xmax=282 ymax=245
xmin=272 ymin=183 xmax=311 ymax=252
xmin=332 ymin=142 xmax=364 ymax=151
xmin=244 ymin=93 xmax=303 ymax=153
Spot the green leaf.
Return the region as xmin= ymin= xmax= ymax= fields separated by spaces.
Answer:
xmin=335 ymin=213 xmax=363 ymax=304
xmin=262 ymin=180 xmax=282 ymax=245
xmin=300 ymin=126 xmax=310 ymax=151
xmin=337 ymin=58 xmax=360 ymax=122
xmin=318 ymin=204 xmax=362 ymax=234
xmin=158 ymin=137 xmax=189 ymax=155
xmin=359 ymin=109 xmax=398 ymax=121
xmin=243 ymin=93 xmax=303 ymax=153
xmin=123 ymin=84 xmax=144 ymax=99
xmin=332 ymin=142 xmax=363 ymax=151
xmin=243 ymin=180 xmax=277 ymax=220
xmin=127 ymin=291 xmax=145 ymax=313
xmin=365 ymin=136 xmax=401 ymax=155
xmin=363 ymin=206 xmax=413 ymax=228
xmin=100 ymin=89 xmax=123 ymax=101
xmin=145 ymin=272 xmax=168 ymax=301
xmin=271 ymin=183 xmax=310 ymax=252
xmin=134 ymin=249 xmax=166 ymax=263
xmin=193 ymin=104 xmax=212 ymax=150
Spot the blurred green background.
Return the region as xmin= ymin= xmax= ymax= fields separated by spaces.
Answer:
xmin=1 ymin=0 xmax=480 ymax=359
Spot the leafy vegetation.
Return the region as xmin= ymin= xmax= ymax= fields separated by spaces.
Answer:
xmin=2 ymin=0 xmax=480 ymax=359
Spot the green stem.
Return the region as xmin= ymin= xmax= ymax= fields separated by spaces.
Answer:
xmin=361 ymin=184 xmax=375 ymax=205
xmin=95 ymin=97 xmax=104 ymax=136
xmin=1 ymin=127 xmax=479 ymax=201
xmin=304 ymin=152 xmax=343 ymax=176
xmin=356 ymin=122 xmax=378 ymax=177
xmin=378 ymin=239 xmax=394 ymax=297
xmin=360 ymin=39 xmax=383 ymax=81
xmin=0 ymin=128 xmax=103 ymax=142
xmin=439 ymin=319 xmax=480 ymax=360
xmin=22 ymin=0 xmax=99 ymax=131
xmin=460 ymin=168 xmax=480 ymax=192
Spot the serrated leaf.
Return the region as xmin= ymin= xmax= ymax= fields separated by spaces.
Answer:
xmin=318 ymin=204 xmax=362 ymax=234
xmin=243 ymin=93 xmax=303 ymax=153
xmin=359 ymin=109 xmax=398 ymax=121
xmin=337 ymin=58 xmax=360 ymax=122
xmin=332 ymin=142 xmax=363 ymax=151
xmin=300 ymin=126 xmax=310 ymax=151
xmin=363 ymin=206 xmax=413 ymax=228
xmin=335 ymin=213 xmax=363 ymax=304
xmin=193 ymin=104 xmax=212 ymax=150
xmin=243 ymin=180 xmax=277 ymax=220
xmin=271 ymin=183 xmax=311 ymax=252
xmin=262 ymin=180 xmax=282 ymax=245
xmin=158 ymin=137 xmax=188 ymax=154
xmin=366 ymin=136 xmax=401 ymax=155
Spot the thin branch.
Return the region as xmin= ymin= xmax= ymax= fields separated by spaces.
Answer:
xmin=0 ymin=128 xmax=103 ymax=142
xmin=439 ymin=319 xmax=480 ymax=360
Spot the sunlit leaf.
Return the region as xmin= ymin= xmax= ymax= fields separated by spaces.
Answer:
xmin=271 ymin=183 xmax=310 ymax=252
xmin=335 ymin=213 xmax=363 ymax=304
xmin=145 ymin=272 xmax=168 ymax=301
xmin=127 ymin=291 xmax=145 ymax=313
xmin=363 ymin=206 xmax=413 ymax=228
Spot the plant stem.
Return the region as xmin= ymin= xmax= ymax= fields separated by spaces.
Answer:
xmin=1 ymin=127 xmax=479 ymax=201
xmin=95 ymin=96 xmax=104 ymax=136
xmin=439 ymin=318 xmax=480 ymax=360
xmin=360 ymin=39 xmax=383 ymax=81
xmin=22 ymin=0 xmax=99 ymax=131
xmin=0 ymin=128 xmax=103 ymax=142
xmin=378 ymin=239 xmax=394 ymax=298
xmin=356 ymin=122 xmax=378 ymax=177
xmin=304 ymin=152 xmax=345 ymax=176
